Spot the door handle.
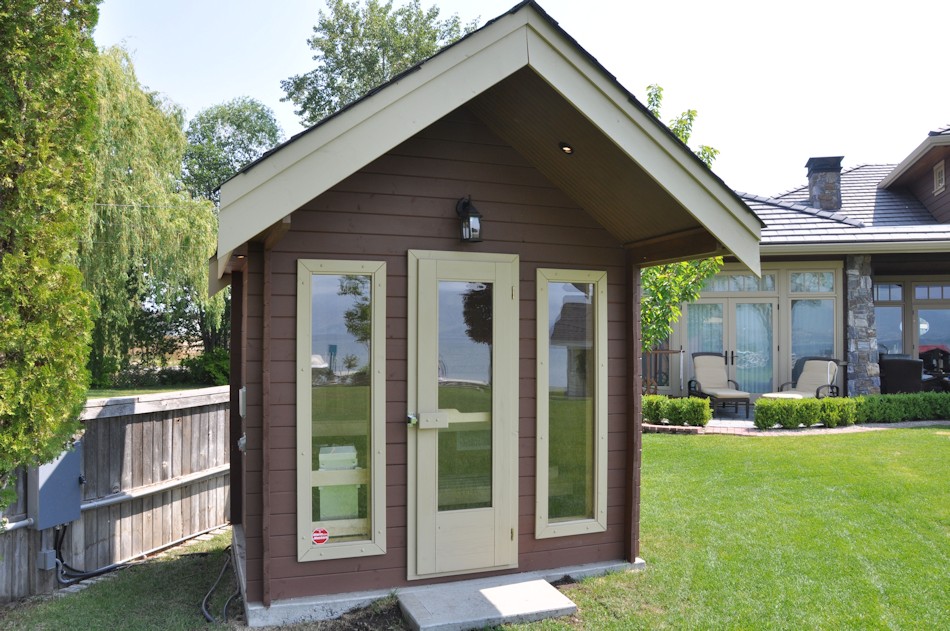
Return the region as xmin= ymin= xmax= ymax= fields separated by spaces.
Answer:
xmin=415 ymin=411 xmax=450 ymax=429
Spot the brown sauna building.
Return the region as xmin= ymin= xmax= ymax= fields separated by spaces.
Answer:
xmin=210 ymin=1 xmax=761 ymax=625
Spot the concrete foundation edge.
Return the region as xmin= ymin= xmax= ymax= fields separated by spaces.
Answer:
xmin=232 ymin=534 xmax=646 ymax=630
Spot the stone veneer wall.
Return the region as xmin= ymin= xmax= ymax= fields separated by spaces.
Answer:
xmin=846 ymin=254 xmax=880 ymax=395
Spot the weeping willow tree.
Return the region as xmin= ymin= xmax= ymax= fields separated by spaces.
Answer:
xmin=80 ymin=47 xmax=219 ymax=386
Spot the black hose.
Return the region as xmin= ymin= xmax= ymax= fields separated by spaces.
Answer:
xmin=201 ymin=547 xmax=233 ymax=624
xmin=223 ymin=587 xmax=242 ymax=622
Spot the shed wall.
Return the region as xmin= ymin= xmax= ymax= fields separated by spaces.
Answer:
xmin=241 ymin=107 xmax=633 ymax=603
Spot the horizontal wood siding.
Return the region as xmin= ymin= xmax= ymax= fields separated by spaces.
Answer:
xmin=0 ymin=389 xmax=230 ymax=603
xmin=253 ymin=106 xmax=631 ymax=600
xmin=906 ymin=161 xmax=950 ymax=223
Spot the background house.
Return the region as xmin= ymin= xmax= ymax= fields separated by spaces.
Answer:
xmin=211 ymin=2 xmax=760 ymax=625
xmin=666 ymin=126 xmax=950 ymax=398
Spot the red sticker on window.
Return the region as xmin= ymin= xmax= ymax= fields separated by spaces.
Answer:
xmin=312 ymin=528 xmax=329 ymax=545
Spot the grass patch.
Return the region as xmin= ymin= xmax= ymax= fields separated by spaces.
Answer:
xmin=87 ymin=384 xmax=210 ymax=399
xmin=515 ymin=429 xmax=950 ymax=629
xmin=5 ymin=432 xmax=948 ymax=629
xmin=0 ymin=532 xmax=238 ymax=630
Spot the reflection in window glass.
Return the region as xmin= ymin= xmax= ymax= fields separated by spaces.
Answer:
xmin=918 ymin=308 xmax=950 ymax=354
xmin=791 ymin=299 xmax=835 ymax=364
xmin=915 ymin=284 xmax=950 ymax=301
xmin=704 ymin=273 xmax=776 ymax=293
xmin=437 ymin=281 xmax=492 ymax=511
xmin=687 ymin=303 xmax=724 ymax=362
xmin=873 ymin=283 xmax=902 ymax=302
xmin=547 ymin=281 xmax=595 ymax=522
xmin=875 ymin=306 xmax=903 ymax=355
xmin=310 ymin=274 xmax=372 ymax=540
xmin=791 ymin=271 xmax=834 ymax=293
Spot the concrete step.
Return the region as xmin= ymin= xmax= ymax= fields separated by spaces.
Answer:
xmin=398 ymin=575 xmax=576 ymax=631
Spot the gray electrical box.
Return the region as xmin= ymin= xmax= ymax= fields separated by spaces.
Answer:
xmin=28 ymin=441 xmax=83 ymax=530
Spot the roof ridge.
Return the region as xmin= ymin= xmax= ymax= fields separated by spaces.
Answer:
xmin=737 ymin=192 xmax=865 ymax=228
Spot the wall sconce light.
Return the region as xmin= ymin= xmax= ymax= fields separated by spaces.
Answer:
xmin=455 ymin=196 xmax=483 ymax=242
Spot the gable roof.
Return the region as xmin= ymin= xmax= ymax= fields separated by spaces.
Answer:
xmin=739 ymin=164 xmax=950 ymax=254
xmin=878 ymin=125 xmax=950 ymax=190
xmin=213 ymin=0 xmax=760 ymax=283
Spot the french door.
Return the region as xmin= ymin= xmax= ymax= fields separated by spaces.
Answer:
xmin=407 ymin=251 xmax=519 ymax=579
xmin=685 ymin=298 xmax=777 ymax=396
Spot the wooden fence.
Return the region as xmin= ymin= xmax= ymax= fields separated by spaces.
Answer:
xmin=0 ymin=386 xmax=230 ymax=603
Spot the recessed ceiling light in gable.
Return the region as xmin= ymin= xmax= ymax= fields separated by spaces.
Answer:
xmin=559 ymin=142 xmax=574 ymax=155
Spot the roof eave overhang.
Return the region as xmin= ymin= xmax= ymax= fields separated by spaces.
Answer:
xmin=761 ymin=241 xmax=950 ymax=256
xmin=879 ymin=134 xmax=950 ymax=189
xmin=213 ymin=3 xmax=760 ymax=279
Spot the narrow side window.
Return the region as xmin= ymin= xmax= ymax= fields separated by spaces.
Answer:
xmin=296 ymin=260 xmax=386 ymax=561
xmin=535 ymin=269 xmax=607 ymax=539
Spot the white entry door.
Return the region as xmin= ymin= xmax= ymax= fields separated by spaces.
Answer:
xmin=407 ymin=250 xmax=518 ymax=579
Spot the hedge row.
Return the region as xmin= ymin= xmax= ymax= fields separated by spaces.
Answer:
xmin=642 ymin=395 xmax=711 ymax=427
xmin=753 ymin=392 xmax=950 ymax=429
xmin=753 ymin=397 xmax=856 ymax=430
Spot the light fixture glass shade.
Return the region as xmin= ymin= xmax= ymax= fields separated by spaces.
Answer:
xmin=456 ymin=197 xmax=483 ymax=242
xmin=462 ymin=214 xmax=481 ymax=242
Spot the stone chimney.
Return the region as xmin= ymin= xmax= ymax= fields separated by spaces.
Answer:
xmin=805 ymin=156 xmax=844 ymax=210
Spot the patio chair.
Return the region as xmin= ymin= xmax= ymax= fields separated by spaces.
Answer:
xmin=919 ymin=348 xmax=950 ymax=374
xmin=761 ymin=359 xmax=839 ymax=399
xmin=687 ymin=352 xmax=750 ymax=418
xmin=879 ymin=358 xmax=926 ymax=394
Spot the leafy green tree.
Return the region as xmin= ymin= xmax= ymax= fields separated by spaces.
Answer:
xmin=0 ymin=0 xmax=100 ymax=515
xmin=81 ymin=47 xmax=216 ymax=385
xmin=182 ymin=97 xmax=283 ymax=206
xmin=640 ymin=84 xmax=723 ymax=351
xmin=181 ymin=97 xmax=283 ymax=355
xmin=281 ymin=0 xmax=474 ymax=125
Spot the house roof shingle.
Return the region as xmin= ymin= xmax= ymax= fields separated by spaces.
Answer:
xmin=738 ymin=164 xmax=950 ymax=250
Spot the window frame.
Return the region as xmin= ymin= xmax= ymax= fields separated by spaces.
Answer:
xmin=535 ymin=268 xmax=608 ymax=539
xmin=296 ymin=259 xmax=387 ymax=562
xmin=934 ymin=160 xmax=946 ymax=196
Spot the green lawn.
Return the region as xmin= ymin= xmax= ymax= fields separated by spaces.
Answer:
xmin=4 ymin=430 xmax=947 ymax=630
xmin=0 ymin=532 xmax=237 ymax=630
xmin=86 ymin=384 xmax=210 ymax=399
xmin=518 ymin=429 xmax=950 ymax=629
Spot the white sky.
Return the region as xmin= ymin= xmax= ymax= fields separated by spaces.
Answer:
xmin=94 ymin=0 xmax=948 ymax=196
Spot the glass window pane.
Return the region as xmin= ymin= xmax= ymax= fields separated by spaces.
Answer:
xmin=310 ymin=274 xmax=372 ymax=540
xmin=547 ymin=281 xmax=595 ymax=522
xmin=873 ymin=283 xmax=902 ymax=302
xmin=735 ymin=303 xmax=773 ymax=394
xmin=875 ymin=306 xmax=903 ymax=355
xmin=791 ymin=271 xmax=834 ymax=293
xmin=687 ymin=303 xmax=724 ymax=361
xmin=791 ymin=299 xmax=835 ymax=365
xmin=437 ymin=281 xmax=492 ymax=511
xmin=918 ymin=308 xmax=950 ymax=354
xmin=437 ymin=281 xmax=492 ymax=413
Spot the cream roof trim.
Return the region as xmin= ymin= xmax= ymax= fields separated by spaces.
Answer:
xmin=216 ymin=2 xmax=760 ymax=277
xmin=879 ymin=133 xmax=950 ymax=189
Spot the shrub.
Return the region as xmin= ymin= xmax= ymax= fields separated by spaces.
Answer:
xmin=753 ymin=397 xmax=858 ymax=430
xmin=641 ymin=395 xmax=711 ymax=427
xmin=856 ymin=392 xmax=950 ymax=423
xmin=182 ymin=348 xmax=230 ymax=386
xmin=665 ymin=397 xmax=712 ymax=427
xmin=642 ymin=395 xmax=667 ymax=423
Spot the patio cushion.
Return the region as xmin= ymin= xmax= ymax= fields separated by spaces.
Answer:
xmin=693 ymin=354 xmax=730 ymax=389
xmin=761 ymin=360 xmax=837 ymax=399
xmin=795 ymin=361 xmax=837 ymax=396
xmin=760 ymin=391 xmax=805 ymax=400
xmin=702 ymin=387 xmax=751 ymax=399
